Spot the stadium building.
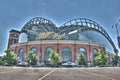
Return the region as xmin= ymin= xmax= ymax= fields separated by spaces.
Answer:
xmin=8 ymin=17 xmax=118 ymax=65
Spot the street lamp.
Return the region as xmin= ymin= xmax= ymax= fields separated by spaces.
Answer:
xmin=112 ymin=19 xmax=120 ymax=48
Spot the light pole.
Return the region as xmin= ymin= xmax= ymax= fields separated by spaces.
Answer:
xmin=112 ymin=19 xmax=120 ymax=48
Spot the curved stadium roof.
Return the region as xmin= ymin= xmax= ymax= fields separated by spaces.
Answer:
xmin=20 ymin=17 xmax=118 ymax=54
xmin=21 ymin=17 xmax=57 ymax=33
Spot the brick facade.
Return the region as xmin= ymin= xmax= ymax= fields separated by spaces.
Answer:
xmin=9 ymin=40 xmax=105 ymax=64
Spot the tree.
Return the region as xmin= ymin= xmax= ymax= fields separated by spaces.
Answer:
xmin=26 ymin=51 xmax=37 ymax=66
xmin=95 ymin=49 xmax=108 ymax=66
xmin=4 ymin=49 xmax=17 ymax=66
xmin=0 ymin=56 xmax=4 ymax=65
xmin=78 ymin=52 xmax=87 ymax=65
xmin=49 ymin=50 xmax=62 ymax=67
xmin=112 ymin=54 xmax=119 ymax=66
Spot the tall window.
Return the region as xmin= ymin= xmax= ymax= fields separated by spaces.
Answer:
xmin=45 ymin=47 xmax=53 ymax=62
xmin=93 ymin=48 xmax=98 ymax=64
xmin=18 ymin=48 xmax=25 ymax=61
xmin=12 ymin=39 xmax=17 ymax=44
xmin=30 ymin=47 xmax=37 ymax=55
xmin=62 ymin=47 xmax=71 ymax=63
xmin=78 ymin=48 xmax=87 ymax=60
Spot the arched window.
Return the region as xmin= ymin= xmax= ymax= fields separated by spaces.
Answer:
xmin=45 ymin=47 xmax=53 ymax=62
xmin=93 ymin=48 xmax=98 ymax=55
xmin=18 ymin=48 xmax=25 ymax=61
xmin=62 ymin=47 xmax=72 ymax=63
xmin=78 ymin=48 xmax=87 ymax=60
xmin=30 ymin=47 xmax=37 ymax=55
xmin=93 ymin=48 xmax=98 ymax=64
xmin=19 ymin=33 xmax=28 ymax=43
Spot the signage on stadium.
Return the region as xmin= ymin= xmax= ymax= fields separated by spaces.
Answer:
xmin=38 ymin=31 xmax=65 ymax=40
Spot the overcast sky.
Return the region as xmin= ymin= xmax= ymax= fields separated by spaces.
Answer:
xmin=0 ymin=0 xmax=120 ymax=55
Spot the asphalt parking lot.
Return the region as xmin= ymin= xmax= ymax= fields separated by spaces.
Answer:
xmin=0 ymin=67 xmax=120 ymax=80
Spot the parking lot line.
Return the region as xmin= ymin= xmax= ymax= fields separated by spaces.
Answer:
xmin=81 ymin=70 xmax=116 ymax=80
xmin=38 ymin=70 xmax=55 ymax=80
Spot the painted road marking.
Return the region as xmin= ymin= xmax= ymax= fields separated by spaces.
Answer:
xmin=81 ymin=70 xmax=116 ymax=80
xmin=38 ymin=70 xmax=55 ymax=80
